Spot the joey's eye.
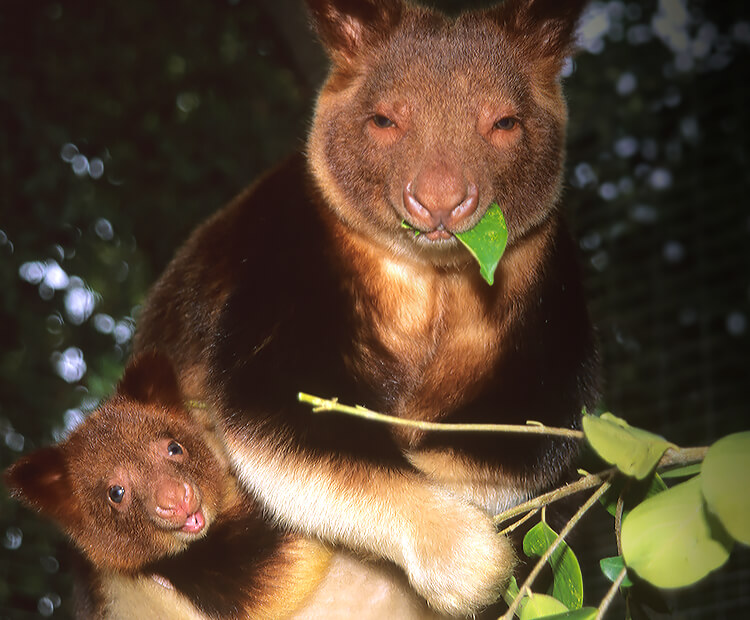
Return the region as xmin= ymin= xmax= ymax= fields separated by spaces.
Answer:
xmin=108 ymin=485 xmax=125 ymax=504
xmin=371 ymin=114 xmax=395 ymax=129
xmin=493 ymin=117 xmax=517 ymax=131
xmin=167 ymin=440 xmax=184 ymax=456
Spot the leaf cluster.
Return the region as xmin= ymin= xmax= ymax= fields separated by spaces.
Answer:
xmin=498 ymin=414 xmax=749 ymax=619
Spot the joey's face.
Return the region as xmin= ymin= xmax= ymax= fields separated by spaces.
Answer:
xmin=64 ymin=401 xmax=228 ymax=572
xmin=3 ymin=352 xmax=232 ymax=574
xmin=308 ymin=9 xmax=568 ymax=267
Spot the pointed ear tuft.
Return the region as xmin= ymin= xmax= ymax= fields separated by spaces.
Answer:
xmin=490 ymin=0 xmax=589 ymax=78
xmin=306 ymin=0 xmax=403 ymax=66
xmin=4 ymin=446 xmax=77 ymax=527
xmin=117 ymin=350 xmax=183 ymax=407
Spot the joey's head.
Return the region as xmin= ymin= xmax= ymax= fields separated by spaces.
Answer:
xmin=306 ymin=0 xmax=588 ymax=266
xmin=3 ymin=352 xmax=231 ymax=573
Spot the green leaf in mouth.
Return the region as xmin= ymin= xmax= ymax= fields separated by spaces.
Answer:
xmin=454 ymin=203 xmax=508 ymax=285
xmin=400 ymin=203 xmax=508 ymax=285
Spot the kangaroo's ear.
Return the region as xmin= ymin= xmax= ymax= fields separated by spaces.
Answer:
xmin=488 ymin=0 xmax=589 ymax=79
xmin=305 ymin=0 xmax=404 ymax=67
xmin=4 ymin=445 xmax=82 ymax=530
xmin=117 ymin=350 xmax=183 ymax=407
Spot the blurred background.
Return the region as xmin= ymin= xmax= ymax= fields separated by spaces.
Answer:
xmin=1 ymin=0 xmax=748 ymax=617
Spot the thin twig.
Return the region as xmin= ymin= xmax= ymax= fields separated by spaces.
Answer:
xmin=497 ymin=508 xmax=539 ymax=537
xmin=614 ymin=482 xmax=627 ymax=557
xmin=502 ymin=481 xmax=612 ymax=619
xmin=298 ymin=393 xmax=585 ymax=438
xmin=596 ymin=565 xmax=628 ymax=619
xmin=494 ymin=468 xmax=616 ymax=525
xmin=659 ymin=445 xmax=709 ymax=467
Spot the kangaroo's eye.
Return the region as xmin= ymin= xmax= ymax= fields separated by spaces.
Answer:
xmin=167 ymin=440 xmax=184 ymax=456
xmin=108 ymin=485 xmax=125 ymax=504
xmin=493 ymin=117 xmax=517 ymax=131
xmin=372 ymin=114 xmax=395 ymax=129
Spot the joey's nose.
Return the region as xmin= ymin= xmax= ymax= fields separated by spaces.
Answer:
xmin=155 ymin=480 xmax=196 ymax=521
xmin=404 ymin=163 xmax=478 ymax=230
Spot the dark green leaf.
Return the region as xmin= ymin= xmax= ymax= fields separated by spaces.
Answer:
xmin=600 ymin=556 xmax=633 ymax=588
xmin=523 ymin=521 xmax=584 ymax=610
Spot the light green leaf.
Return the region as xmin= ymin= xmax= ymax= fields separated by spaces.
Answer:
xmin=660 ymin=463 xmax=702 ymax=479
xmin=701 ymin=431 xmax=750 ymax=544
xmin=454 ymin=203 xmax=508 ymax=285
xmin=621 ymin=476 xmax=734 ymax=588
xmin=599 ymin=556 xmax=633 ymax=588
xmin=503 ymin=576 xmax=521 ymax=607
xmin=600 ymin=472 xmax=667 ymax=519
xmin=583 ymin=413 xmax=675 ymax=479
xmin=519 ymin=593 xmax=569 ymax=620
xmin=523 ymin=521 xmax=583 ymax=610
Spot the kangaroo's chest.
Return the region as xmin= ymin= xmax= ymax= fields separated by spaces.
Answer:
xmin=345 ymin=254 xmax=503 ymax=423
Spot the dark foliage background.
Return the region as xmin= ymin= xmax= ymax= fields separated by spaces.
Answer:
xmin=1 ymin=0 xmax=747 ymax=618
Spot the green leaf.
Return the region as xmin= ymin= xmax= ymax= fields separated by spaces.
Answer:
xmin=621 ymin=476 xmax=734 ymax=588
xmin=454 ymin=203 xmax=508 ymax=285
xmin=503 ymin=576 xmax=521 ymax=607
xmin=660 ymin=463 xmax=702 ymax=479
xmin=534 ymin=608 xmax=598 ymax=620
xmin=600 ymin=472 xmax=667 ymax=518
xmin=599 ymin=556 xmax=633 ymax=588
xmin=523 ymin=521 xmax=584 ymax=610
xmin=519 ymin=593 xmax=569 ymax=620
xmin=582 ymin=413 xmax=675 ymax=479
xmin=700 ymin=431 xmax=750 ymax=544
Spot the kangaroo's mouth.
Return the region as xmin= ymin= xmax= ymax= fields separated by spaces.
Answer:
xmin=423 ymin=229 xmax=453 ymax=241
xmin=181 ymin=508 xmax=206 ymax=534
xmin=400 ymin=219 xmax=455 ymax=242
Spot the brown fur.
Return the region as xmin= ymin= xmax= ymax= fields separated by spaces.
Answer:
xmin=132 ymin=0 xmax=597 ymax=615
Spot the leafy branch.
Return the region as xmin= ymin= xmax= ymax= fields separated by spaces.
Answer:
xmin=299 ymin=393 xmax=749 ymax=619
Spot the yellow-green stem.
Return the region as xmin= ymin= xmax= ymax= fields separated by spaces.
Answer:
xmin=298 ymin=392 xmax=585 ymax=438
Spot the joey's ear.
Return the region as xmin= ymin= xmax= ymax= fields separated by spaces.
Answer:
xmin=306 ymin=0 xmax=404 ymax=66
xmin=489 ymin=0 xmax=589 ymax=78
xmin=4 ymin=446 xmax=79 ymax=528
xmin=117 ymin=350 xmax=183 ymax=407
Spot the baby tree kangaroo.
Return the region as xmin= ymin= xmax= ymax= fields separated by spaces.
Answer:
xmin=4 ymin=352 xmax=332 ymax=619
xmin=133 ymin=0 xmax=597 ymax=614
xmin=5 ymin=352 xmax=451 ymax=619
